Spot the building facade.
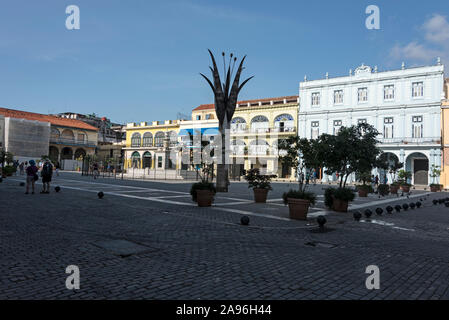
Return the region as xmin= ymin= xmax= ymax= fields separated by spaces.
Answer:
xmin=0 ymin=107 xmax=98 ymax=168
xmin=55 ymin=112 xmax=126 ymax=163
xmin=189 ymin=96 xmax=299 ymax=179
xmin=440 ymin=78 xmax=449 ymax=188
xmin=123 ymin=120 xmax=180 ymax=171
xmin=298 ymin=61 xmax=445 ymax=185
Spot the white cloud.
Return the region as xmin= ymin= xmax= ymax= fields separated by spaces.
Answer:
xmin=423 ymin=14 xmax=449 ymax=44
xmin=390 ymin=41 xmax=441 ymax=62
xmin=389 ymin=14 xmax=449 ymax=70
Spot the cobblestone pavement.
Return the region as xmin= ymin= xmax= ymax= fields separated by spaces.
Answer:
xmin=1 ymin=173 xmax=448 ymax=300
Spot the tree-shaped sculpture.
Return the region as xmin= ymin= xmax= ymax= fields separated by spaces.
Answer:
xmin=200 ymin=49 xmax=253 ymax=192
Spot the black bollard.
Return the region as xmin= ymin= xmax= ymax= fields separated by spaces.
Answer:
xmin=364 ymin=209 xmax=373 ymax=218
xmin=240 ymin=216 xmax=250 ymax=226
xmin=98 ymin=191 xmax=104 ymax=199
xmin=353 ymin=211 xmax=362 ymax=221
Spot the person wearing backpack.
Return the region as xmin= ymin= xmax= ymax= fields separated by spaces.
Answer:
xmin=40 ymin=160 xmax=53 ymax=194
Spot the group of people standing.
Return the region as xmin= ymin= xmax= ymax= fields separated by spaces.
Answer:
xmin=23 ymin=160 xmax=55 ymax=195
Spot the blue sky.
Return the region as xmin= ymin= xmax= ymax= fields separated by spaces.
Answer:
xmin=0 ymin=0 xmax=448 ymax=124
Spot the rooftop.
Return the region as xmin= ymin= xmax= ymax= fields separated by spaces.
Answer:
xmin=0 ymin=107 xmax=99 ymax=131
xmin=193 ymin=95 xmax=299 ymax=111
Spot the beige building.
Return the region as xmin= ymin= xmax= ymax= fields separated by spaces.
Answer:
xmin=191 ymin=95 xmax=300 ymax=179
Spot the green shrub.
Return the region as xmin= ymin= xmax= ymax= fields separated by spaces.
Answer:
xmin=282 ymin=189 xmax=316 ymax=205
xmin=324 ymin=187 xmax=355 ymax=208
xmin=2 ymin=165 xmax=16 ymax=176
xmin=190 ymin=181 xmax=216 ymax=202
xmin=244 ymin=168 xmax=276 ymax=190
xmin=378 ymin=184 xmax=390 ymax=196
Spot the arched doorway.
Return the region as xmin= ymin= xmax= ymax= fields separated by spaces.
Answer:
xmin=74 ymin=148 xmax=86 ymax=160
xmin=142 ymin=152 xmax=152 ymax=169
xmin=274 ymin=114 xmax=294 ymax=132
xmin=61 ymin=147 xmax=73 ymax=160
xmin=131 ymin=151 xmax=141 ymax=168
xmin=49 ymin=146 xmax=59 ymax=164
xmin=406 ymin=152 xmax=429 ymax=185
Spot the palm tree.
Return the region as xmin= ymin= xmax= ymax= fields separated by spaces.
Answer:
xmin=200 ymin=49 xmax=253 ymax=192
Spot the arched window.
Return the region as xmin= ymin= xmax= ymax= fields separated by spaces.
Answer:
xmin=131 ymin=133 xmax=141 ymax=147
xmin=155 ymin=132 xmax=165 ymax=147
xmin=142 ymin=132 xmax=153 ymax=147
xmin=250 ymin=115 xmax=269 ymax=133
xmin=231 ymin=117 xmax=247 ymax=133
xmin=61 ymin=129 xmax=75 ymax=142
xmin=50 ymin=128 xmax=60 ymax=140
xmin=274 ymin=114 xmax=295 ymax=132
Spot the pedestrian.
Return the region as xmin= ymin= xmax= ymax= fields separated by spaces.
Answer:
xmin=92 ymin=162 xmax=99 ymax=179
xmin=19 ymin=162 xmax=24 ymax=175
xmin=375 ymin=175 xmax=379 ymax=186
xmin=55 ymin=162 xmax=60 ymax=176
xmin=25 ymin=160 xmax=38 ymax=195
xmin=40 ymin=160 xmax=53 ymax=194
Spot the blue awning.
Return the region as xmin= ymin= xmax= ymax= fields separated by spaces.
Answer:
xmin=178 ymin=127 xmax=219 ymax=136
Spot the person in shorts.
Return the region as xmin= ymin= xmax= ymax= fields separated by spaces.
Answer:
xmin=25 ymin=160 xmax=38 ymax=194
xmin=40 ymin=160 xmax=53 ymax=194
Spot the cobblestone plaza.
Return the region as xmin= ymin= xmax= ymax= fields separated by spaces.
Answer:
xmin=1 ymin=172 xmax=448 ymax=300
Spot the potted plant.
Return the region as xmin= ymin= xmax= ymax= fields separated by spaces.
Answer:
xmin=190 ymin=160 xmax=216 ymax=207
xmin=244 ymin=168 xmax=276 ymax=203
xmin=356 ymin=184 xmax=373 ymax=197
xmin=324 ymin=187 xmax=355 ymax=212
xmin=355 ymin=171 xmax=373 ymax=197
xmin=316 ymin=123 xmax=380 ymax=212
xmin=430 ymin=184 xmax=443 ymax=192
xmin=397 ymin=170 xmax=412 ymax=192
xmin=429 ymin=165 xmax=442 ymax=192
xmin=390 ymin=182 xmax=400 ymax=194
xmin=278 ymin=136 xmax=321 ymax=220
xmin=282 ymin=190 xmax=316 ymax=220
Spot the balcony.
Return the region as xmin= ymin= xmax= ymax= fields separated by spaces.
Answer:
xmin=378 ymin=137 xmax=441 ymax=145
xmin=231 ymin=126 xmax=296 ymax=135
xmin=50 ymin=138 xmax=96 ymax=148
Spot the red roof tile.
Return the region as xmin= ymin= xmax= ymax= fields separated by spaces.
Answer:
xmin=0 ymin=107 xmax=99 ymax=131
xmin=193 ymin=95 xmax=298 ymax=111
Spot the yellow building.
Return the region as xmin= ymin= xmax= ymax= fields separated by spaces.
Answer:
xmin=440 ymin=78 xmax=449 ymax=188
xmin=123 ymin=120 xmax=180 ymax=170
xmin=193 ymin=95 xmax=299 ymax=180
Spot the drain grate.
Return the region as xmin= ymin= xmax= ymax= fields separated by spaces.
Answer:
xmin=93 ymin=239 xmax=155 ymax=257
xmin=305 ymin=241 xmax=337 ymax=248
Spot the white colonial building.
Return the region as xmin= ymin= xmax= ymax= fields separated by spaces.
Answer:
xmin=298 ymin=60 xmax=445 ymax=185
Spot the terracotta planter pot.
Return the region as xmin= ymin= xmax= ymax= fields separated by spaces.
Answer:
xmin=430 ymin=186 xmax=440 ymax=192
xmin=332 ymin=198 xmax=349 ymax=212
xmin=287 ymin=198 xmax=310 ymax=220
xmin=196 ymin=190 xmax=214 ymax=207
xmin=400 ymin=185 xmax=410 ymax=193
xmin=390 ymin=185 xmax=399 ymax=194
xmin=358 ymin=189 xmax=368 ymax=197
xmin=253 ymin=188 xmax=269 ymax=203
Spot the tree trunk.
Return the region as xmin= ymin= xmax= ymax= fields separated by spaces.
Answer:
xmin=216 ymin=118 xmax=230 ymax=192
